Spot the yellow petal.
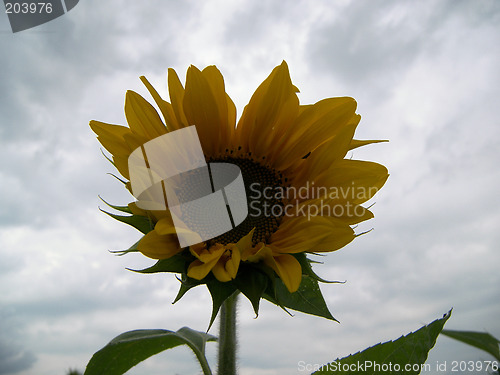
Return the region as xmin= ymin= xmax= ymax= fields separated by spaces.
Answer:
xmin=267 ymin=253 xmax=302 ymax=293
xmin=140 ymin=76 xmax=182 ymax=131
xmin=183 ymin=66 xmax=222 ymax=156
xmin=156 ymin=216 xmax=203 ymax=245
xmin=89 ymin=120 xmax=132 ymax=157
xmin=201 ymin=66 xmax=234 ymax=149
xmin=137 ymin=230 xmax=182 ymax=260
xmin=187 ymin=258 xmax=219 ymax=280
xmin=234 ymin=67 xmax=278 ymax=149
xmin=212 ymin=263 xmax=231 ymax=282
xmin=154 ymin=217 xmax=177 ymax=235
xmin=111 ymin=155 xmax=131 ymax=180
xmin=314 ymin=160 xmax=389 ymax=204
xmin=128 ymin=202 xmax=148 ymax=216
xmin=122 ymin=132 xmax=148 ymax=152
xmin=187 ymin=243 xmax=225 ymax=280
xmin=97 ymin=133 xmax=131 ymax=158
xmin=235 ymin=228 xmax=256 ymax=261
xmin=235 ymin=61 xmax=299 ymax=158
xmin=212 ymin=247 xmax=241 ymax=282
xmin=125 ymin=90 xmax=167 ymax=139
xmin=296 ymin=199 xmax=375 ymax=225
xmin=291 ymin=115 xmax=360 ymax=187
xmin=273 ymin=97 xmax=357 ymax=170
xmin=226 ymin=93 xmax=237 ymax=135
xmin=150 ymin=209 xmax=174 ymax=222
xmin=167 ymin=68 xmax=188 ymax=128
xmin=241 ymin=242 xmax=301 ymax=292
xmin=189 ymin=243 xmax=225 ymax=263
xmin=349 ymin=139 xmax=388 ymax=150
xmin=226 ymin=247 xmax=240 ymax=278
xmin=189 ymin=242 xmax=207 ymax=257
xmin=269 ymin=216 xmax=355 ymax=253
xmin=245 ymin=242 xmax=270 ymax=263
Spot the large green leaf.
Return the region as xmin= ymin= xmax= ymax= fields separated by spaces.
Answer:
xmin=441 ymin=329 xmax=500 ymax=360
xmin=84 ymin=327 xmax=216 ymax=375
xmin=312 ymin=310 xmax=452 ymax=374
xmin=264 ymin=275 xmax=337 ymax=321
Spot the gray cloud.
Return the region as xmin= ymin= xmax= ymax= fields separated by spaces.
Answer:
xmin=0 ymin=342 xmax=36 ymax=375
xmin=0 ymin=310 xmax=37 ymax=375
xmin=0 ymin=0 xmax=194 ymax=227
xmin=306 ymin=0 xmax=500 ymax=99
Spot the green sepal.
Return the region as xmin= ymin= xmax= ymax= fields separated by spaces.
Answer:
xmin=99 ymin=196 xmax=132 ymax=214
xmin=264 ymin=275 xmax=337 ymax=322
xmin=100 ymin=148 xmax=115 ymax=166
xmin=173 ymin=274 xmax=204 ymax=304
xmin=83 ymin=326 xmax=216 ymax=375
xmin=109 ymin=239 xmax=141 ymax=256
xmin=127 ymin=253 xmax=187 ymax=274
xmin=206 ymin=280 xmax=238 ymax=331
xmin=233 ymin=264 xmax=269 ymax=317
xmin=100 ymin=209 xmax=154 ymax=234
xmin=294 ymin=253 xmax=345 ymax=284
xmin=261 ymin=286 xmax=293 ymax=317
xmin=99 ymin=151 xmax=127 ymax=185
xmin=312 ymin=310 xmax=452 ymax=374
xmin=106 ymin=173 xmax=128 ymax=185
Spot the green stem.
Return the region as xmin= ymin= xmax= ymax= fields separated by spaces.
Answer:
xmin=217 ymin=292 xmax=238 ymax=375
xmin=196 ymin=349 xmax=214 ymax=375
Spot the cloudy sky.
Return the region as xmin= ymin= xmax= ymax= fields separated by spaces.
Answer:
xmin=1 ymin=0 xmax=499 ymax=374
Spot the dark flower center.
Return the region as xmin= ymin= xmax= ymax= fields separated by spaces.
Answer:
xmin=207 ymin=154 xmax=286 ymax=246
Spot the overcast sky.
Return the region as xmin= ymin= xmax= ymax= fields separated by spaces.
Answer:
xmin=1 ymin=0 xmax=499 ymax=374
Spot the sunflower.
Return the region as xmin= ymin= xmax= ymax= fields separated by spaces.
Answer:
xmin=90 ymin=61 xmax=388 ymax=306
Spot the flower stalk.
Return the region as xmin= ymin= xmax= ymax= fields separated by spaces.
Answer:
xmin=217 ymin=292 xmax=238 ymax=375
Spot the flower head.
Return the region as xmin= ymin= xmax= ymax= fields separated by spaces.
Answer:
xmin=91 ymin=62 xmax=388 ymax=321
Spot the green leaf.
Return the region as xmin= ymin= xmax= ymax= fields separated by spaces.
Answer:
xmin=100 ymin=209 xmax=154 ymax=234
xmin=264 ymin=275 xmax=337 ymax=321
xmin=206 ymin=280 xmax=238 ymax=330
xmin=84 ymin=327 xmax=216 ymax=375
xmin=128 ymin=254 xmax=187 ymax=274
xmin=441 ymin=329 xmax=500 ymax=360
xmin=311 ymin=310 xmax=452 ymax=374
